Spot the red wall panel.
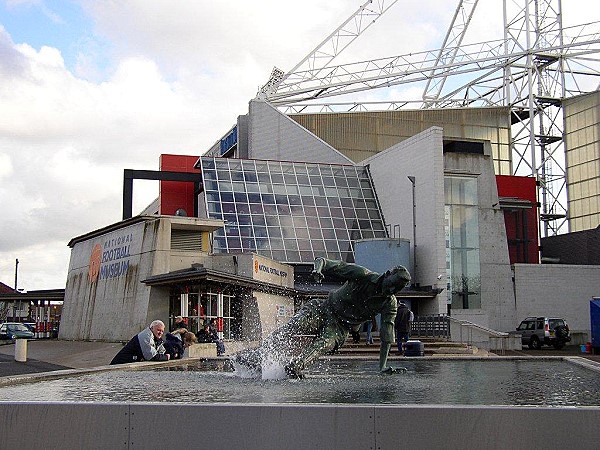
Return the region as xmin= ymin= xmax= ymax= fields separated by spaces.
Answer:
xmin=159 ymin=154 xmax=200 ymax=216
xmin=496 ymin=175 xmax=539 ymax=264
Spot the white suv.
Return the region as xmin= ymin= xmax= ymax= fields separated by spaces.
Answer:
xmin=516 ymin=317 xmax=570 ymax=350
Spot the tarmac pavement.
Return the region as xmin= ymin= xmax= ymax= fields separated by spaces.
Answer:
xmin=0 ymin=339 xmax=123 ymax=376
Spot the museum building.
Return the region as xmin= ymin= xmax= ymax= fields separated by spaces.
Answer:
xmin=60 ymin=98 xmax=549 ymax=343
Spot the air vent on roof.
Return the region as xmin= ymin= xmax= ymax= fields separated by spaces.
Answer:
xmin=171 ymin=230 xmax=203 ymax=251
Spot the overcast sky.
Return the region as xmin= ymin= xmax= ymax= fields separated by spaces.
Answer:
xmin=0 ymin=0 xmax=597 ymax=291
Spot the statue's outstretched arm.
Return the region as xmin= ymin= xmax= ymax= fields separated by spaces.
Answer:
xmin=314 ymin=257 xmax=372 ymax=282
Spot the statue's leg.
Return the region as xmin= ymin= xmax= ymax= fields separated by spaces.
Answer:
xmin=285 ymin=316 xmax=347 ymax=378
xmin=261 ymin=298 xmax=324 ymax=357
xmin=235 ymin=299 xmax=325 ymax=371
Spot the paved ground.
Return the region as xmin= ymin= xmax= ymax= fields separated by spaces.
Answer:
xmin=498 ymin=345 xmax=600 ymax=362
xmin=0 ymin=339 xmax=123 ymax=376
xmin=0 ymin=339 xmax=598 ymax=378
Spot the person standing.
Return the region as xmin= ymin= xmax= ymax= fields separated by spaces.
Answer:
xmin=110 ymin=320 xmax=170 ymax=365
xmin=366 ymin=317 xmax=375 ymax=345
xmin=394 ymin=302 xmax=414 ymax=355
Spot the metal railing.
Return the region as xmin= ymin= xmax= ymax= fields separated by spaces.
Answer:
xmin=411 ymin=315 xmax=451 ymax=341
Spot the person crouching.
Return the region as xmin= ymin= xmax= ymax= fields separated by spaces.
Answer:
xmin=110 ymin=320 xmax=170 ymax=365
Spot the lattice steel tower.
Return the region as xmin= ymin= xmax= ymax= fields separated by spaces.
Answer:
xmin=258 ymin=0 xmax=600 ymax=237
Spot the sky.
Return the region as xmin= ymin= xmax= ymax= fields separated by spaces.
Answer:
xmin=0 ymin=0 xmax=597 ymax=291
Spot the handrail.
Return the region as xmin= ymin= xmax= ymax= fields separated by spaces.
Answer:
xmin=449 ymin=317 xmax=509 ymax=337
xmin=447 ymin=317 xmax=513 ymax=354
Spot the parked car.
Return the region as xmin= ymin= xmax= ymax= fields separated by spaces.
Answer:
xmin=0 ymin=322 xmax=35 ymax=340
xmin=515 ymin=317 xmax=570 ymax=349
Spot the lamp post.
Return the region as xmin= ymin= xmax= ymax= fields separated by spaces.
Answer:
xmin=14 ymin=259 xmax=18 ymax=292
xmin=407 ymin=176 xmax=416 ymax=284
xmin=14 ymin=259 xmax=19 ymax=321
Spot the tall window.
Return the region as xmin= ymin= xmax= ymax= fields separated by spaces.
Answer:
xmin=445 ymin=176 xmax=481 ymax=309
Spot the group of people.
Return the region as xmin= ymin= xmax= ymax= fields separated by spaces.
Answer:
xmin=358 ymin=301 xmax=414 ymax=353
xmin=110 ymin=319 xmax=198 ymax=365
xmin=194 ymin=318 xmax=226 ymax=356
xmin=110 ymin=315 xmax=227 ymax=365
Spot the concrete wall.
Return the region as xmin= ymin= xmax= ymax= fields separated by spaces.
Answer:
xmin=60 ymin=216 xmax=222 ymax=341
xmin=563 ymin=90 xmax=600 ymax=232
xmin=1 ymin=402 xmax=599 ymax=450
xmin=513 ymin=263 xmax=600 ymax=337
xmin=289 ymin=106 xmax=512 ymax=174
xmin=255 ymin=291 xmax=294 ymax=338
xmin=60 ymin=219 xmax=158 ymax=341
xmin=247 ymin=99 xmax=352 ymax=165
xmin=364 ymin=127 xmax=447 ymax=315
xmin=365 ymin=127 xmax=514 ymax=329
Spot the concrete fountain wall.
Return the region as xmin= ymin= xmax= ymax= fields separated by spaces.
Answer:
xmin=2 ymin=356 xmax=600 ymax=449
xmin=1 ymin=401 xmax=599 ymax=449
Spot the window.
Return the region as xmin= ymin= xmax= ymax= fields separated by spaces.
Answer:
xmin=445 ymin=176 xmax=481 ymax=309
xmin=200 ymin=157 xmax=386 ymax=264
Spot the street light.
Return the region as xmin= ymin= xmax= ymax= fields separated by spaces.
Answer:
xmin=14 ymin=258 xmax=18 ymax=292
xmin=14 ymin=258 xmax=19 ymax=321
xmin=407 ymin=176 xmax=416 ymax=284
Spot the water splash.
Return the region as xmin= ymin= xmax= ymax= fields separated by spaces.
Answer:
xmin=260 ymin=356 xmax=288 ymax=380
xmin=231 ymin=345 xmax=291 ymax=380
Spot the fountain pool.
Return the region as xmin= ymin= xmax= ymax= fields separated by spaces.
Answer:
xmin=1 ymin=358 xmax=600 ymax=406
xmin=1 ymin=357 xmax=599 ymax=449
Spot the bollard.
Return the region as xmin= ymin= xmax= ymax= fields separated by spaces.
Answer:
xmin=15 ymin=339 xmax=27 ymax=362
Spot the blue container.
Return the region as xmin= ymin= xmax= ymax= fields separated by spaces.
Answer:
xmin=403 ymin=340 xmax=424 ymax=357
xmin=590 ymin=298 xmax=600 ymax=349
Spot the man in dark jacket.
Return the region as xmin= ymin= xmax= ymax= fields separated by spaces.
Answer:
xmin=196 ymin=323 xmax=214 ymax=343
xmin=110 ymin=320 xmax=170 ymax=365
xmin=235 ymin=257 xmax=410 ymax=378
xmin=196 ymin=322 xmax=226 ymax=356
xmin=394 ymin=302 xmax=414 ymax=354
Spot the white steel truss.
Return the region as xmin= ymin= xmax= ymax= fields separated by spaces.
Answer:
xmin=259 ymin=0 xmax=600 ymax=236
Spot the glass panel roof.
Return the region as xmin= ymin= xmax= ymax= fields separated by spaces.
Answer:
xmin=200 ymin=157 xmax=387 ymax=263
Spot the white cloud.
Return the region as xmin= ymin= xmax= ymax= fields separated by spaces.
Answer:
xmin=0 ymin=0 xmax=598 ymax=290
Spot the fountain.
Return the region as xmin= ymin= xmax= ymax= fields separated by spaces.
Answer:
xmin=1 ymin=260 xmax=598 ymax=448
xmin=0 ymin=355 xmax=600 ymax=449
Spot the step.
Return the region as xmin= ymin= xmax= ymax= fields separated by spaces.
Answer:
xmin=337 ymin=340 xmax=477 ymax=356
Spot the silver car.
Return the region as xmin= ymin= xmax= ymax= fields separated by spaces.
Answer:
xmin=516 ymin=317 xmax=570 ymax=350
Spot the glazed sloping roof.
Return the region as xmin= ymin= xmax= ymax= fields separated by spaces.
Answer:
xmin=199 ymin=157 xmax=387 ymax=264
